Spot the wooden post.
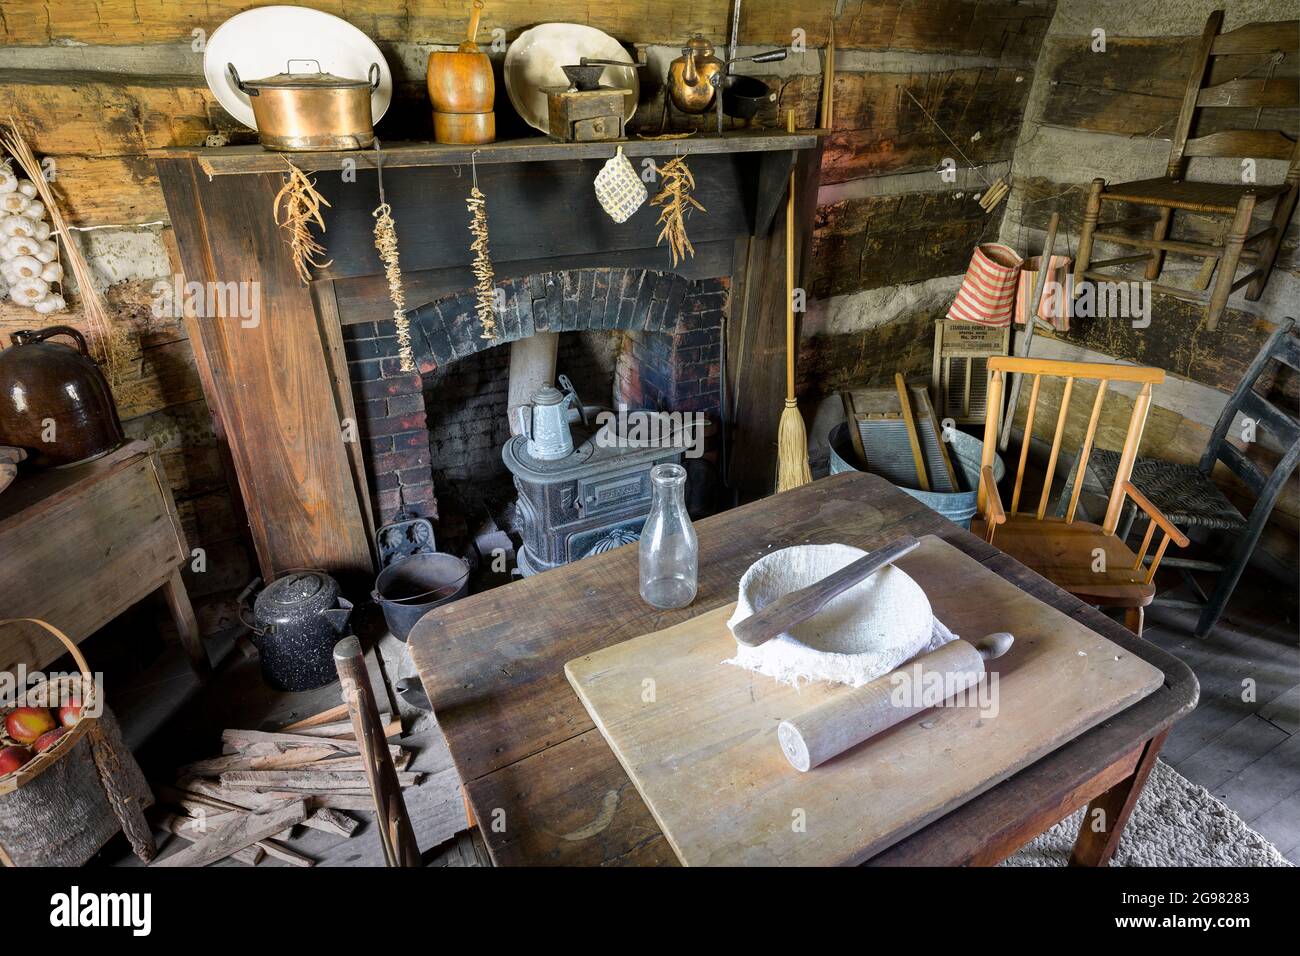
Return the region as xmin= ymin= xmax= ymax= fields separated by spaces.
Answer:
xmin=978 ymin=369 xmax=1004 ymax=514
xmin=1206 ymin=193 xmax=1256 ymax=330
xmin=334 ymin=637 xmax=420 ymax=867
xmin=1073 ymin=178 xmax=1105 ymax=286
xmin=1101 ymin=382 xmax=1153 ymax=534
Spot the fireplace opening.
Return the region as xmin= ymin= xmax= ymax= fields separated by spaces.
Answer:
xmin=343 ymin=267 xmax=729 ymax=583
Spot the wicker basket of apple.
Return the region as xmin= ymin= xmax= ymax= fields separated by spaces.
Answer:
xmin=0 ymin=618 xmax=155 ymax=866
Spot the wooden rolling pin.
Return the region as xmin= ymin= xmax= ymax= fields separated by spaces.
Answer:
xmin=777 ymin=631 xmax=1014 ymax=772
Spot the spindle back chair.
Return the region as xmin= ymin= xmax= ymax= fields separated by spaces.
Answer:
xmin=1073 ymin=10 xmax=1300 ymax=331
xmin=974 ymin=356 xmax=1188 ymax=635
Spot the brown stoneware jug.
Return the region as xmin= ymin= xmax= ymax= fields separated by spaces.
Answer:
xmin=0 ymin=326 xmax=125 ymax=467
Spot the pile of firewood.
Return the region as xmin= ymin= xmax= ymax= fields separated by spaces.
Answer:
xmin=151 ymin=704 xmax=420 ymax=867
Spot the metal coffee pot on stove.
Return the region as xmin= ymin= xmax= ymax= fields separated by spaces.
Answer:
xmin=511 ymin=379 xmax=581 ymax=461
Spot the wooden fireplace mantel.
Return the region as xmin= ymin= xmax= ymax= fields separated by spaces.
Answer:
xmin=152 ymin=130 xmax=822 ymax=583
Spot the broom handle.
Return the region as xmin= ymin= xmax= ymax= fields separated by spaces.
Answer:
xmin=999 ymin=212 xmax=1059 ymax=452
xmin=786 ymin=109 xmax=796 ymax=403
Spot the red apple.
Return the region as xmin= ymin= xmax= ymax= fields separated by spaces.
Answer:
xmin=57 ymin=700 xmax=82 ymax=728
xmin=0 ymin=745 xmax=32 ymax=775
xmin=5 ymin=706 xmax=56 ymax=745
xmin=33 ymin=727 xmax=66 ymax=753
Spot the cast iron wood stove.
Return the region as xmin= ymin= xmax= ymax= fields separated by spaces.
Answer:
xmin=503 ymin=418 xmax=682 ymax=576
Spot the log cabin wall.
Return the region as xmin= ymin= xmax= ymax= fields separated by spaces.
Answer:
xmin=11 ymin=3 xmax=1290 ymax=588
xmin=797 ymin=1 xmax=1054 ymax=464
xmin=0 ymin=1 xmax=1057 ymax=599
xmin=996 ymin=0 xmax=1299 ymax=576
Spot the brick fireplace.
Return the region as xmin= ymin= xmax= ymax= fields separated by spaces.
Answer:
xmin=342 ymin=267 xmax=728 ymax=527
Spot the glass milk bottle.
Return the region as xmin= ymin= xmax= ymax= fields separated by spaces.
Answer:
xmin=639 ymin=463 xmax=698 ymax=609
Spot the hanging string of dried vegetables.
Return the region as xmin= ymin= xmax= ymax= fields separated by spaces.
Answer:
xmin=273 ymin=160 xmax=332 ymax=285
xmin=466 ymin=169 xmax=496 ymax=340
xmin=371 ymin=142 xmax=414 ymax=372
xmin=650 ymin=156 xmax=705 ymax=267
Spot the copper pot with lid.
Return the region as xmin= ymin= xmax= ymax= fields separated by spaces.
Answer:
xmin=228 ymin=59 xmax=380 ymax=151
xmin=0 ymin=326 xmax=124 ymax=468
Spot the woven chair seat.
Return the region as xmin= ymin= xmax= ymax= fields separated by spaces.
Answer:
xmin=1101 ymin=176 xmax=1288 ymax=214
xmin=1088 ymin=449 xmax=1248 ymax=532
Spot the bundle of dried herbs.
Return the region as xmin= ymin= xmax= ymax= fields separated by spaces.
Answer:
xmin=373 ymin=202 xmax=413 ymax=372
xmin=650 ymin=156 xmax=705 ymax=267
xmin=466 ymin=185 xmax=496 ymax=340
xmin=273 ymin=160 xmax=332 ymax=285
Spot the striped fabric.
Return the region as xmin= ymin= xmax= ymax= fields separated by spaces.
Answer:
xmin=1015 ymin=254 xmax=1073 ymax=332
xmin=947 ymin=243 xmax=1023 ymax=326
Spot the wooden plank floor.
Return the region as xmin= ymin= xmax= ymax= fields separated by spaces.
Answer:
xmin=1142 ymin=577 xmax=1300 ymax=864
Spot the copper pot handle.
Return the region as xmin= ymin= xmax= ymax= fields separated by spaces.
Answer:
xmin=12 ymin=325 xmax=89 ymax=355
xmin=368 ymin=62 xmax=381 ymax=92
xmin=227 ymin=62 xmax=256 ymax=96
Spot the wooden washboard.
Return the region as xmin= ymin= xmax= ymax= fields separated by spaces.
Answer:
xmin=932 ymin=320 xmax=1009 ymax=426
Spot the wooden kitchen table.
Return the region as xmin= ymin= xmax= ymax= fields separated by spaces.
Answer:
xmin=408 ymin=472 xmax=1198 ymax=866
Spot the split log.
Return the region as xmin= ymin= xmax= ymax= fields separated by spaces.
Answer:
xmin=288 ymin=716 xmax=400 ymax=739
xmin=163 ymin=781 xmax=359 ymax=838
xmin=221 ymin=729 xmax=360 ymax=754
xmin=179 ymin=744 xmax=343 ymax=776
xmin=157 ymin=812 xmax=263 ymax=865
xmin=154 ymin=799 xmax=307 ymax=868
xmin=257 ymin=840 xmax=315 ymax=868
xmin=220 ymin=770 xmax=422 ymax=793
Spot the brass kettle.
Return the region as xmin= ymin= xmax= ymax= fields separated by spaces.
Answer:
xmin=667 ymin=35 xmax=725 ymax=114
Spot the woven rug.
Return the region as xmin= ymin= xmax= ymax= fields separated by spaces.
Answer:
xmin=1005 ymin=760 xmax=1293 ymax=867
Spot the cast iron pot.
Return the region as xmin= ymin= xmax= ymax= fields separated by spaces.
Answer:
xmin=239 ymin=570 xmax=354 ymax=691
xmin=0 ymin=326 xmax=124 ymax=467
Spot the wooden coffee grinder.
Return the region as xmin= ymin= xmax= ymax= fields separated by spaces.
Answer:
xmin=545 ymin=58 xmax=641 ymax=143
xmin=427 ymin=0 xmax=495 ymax=144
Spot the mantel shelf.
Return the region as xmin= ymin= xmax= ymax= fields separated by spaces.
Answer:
xmin=152 ymin=129 xmax=822 ymax=177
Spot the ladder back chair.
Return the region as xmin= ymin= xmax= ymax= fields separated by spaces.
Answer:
xmin=1073 ymin=10 xmax=1300 ymax=330
xmin=975 ymin=356 xmax=1189 ymax=636
xmin=1060 ymin=318 xmax=1299 ymax=638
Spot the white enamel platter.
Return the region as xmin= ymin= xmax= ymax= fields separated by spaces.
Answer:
xmin=504 ymin=23 xmax=639 ymax=135
xmin=203 ymin=5 xmax=393 ymax=131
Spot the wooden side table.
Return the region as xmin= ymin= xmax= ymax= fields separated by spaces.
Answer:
xmin=0 ymin=440 xmax=208 ymax=675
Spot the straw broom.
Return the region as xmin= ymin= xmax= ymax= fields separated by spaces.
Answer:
xmin=776 ymin=109 xmax=811 ymax=492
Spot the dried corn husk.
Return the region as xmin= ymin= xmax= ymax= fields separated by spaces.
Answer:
xmin=273 ymin=161 xmax=333 ymax=285
xmin=650 ymin=156 xmax=704 ymax=267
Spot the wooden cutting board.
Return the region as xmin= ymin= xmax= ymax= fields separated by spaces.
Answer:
xmin=565 ymin=535 xmax=1163 ymax=866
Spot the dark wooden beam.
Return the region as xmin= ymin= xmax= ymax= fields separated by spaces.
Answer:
xmin=310 ymin=153 xmax=760 ymax=279
xmin=726 ymin=138 xmax=825 ymax=502
xmin=154 ymin=158 xmax=374 ymax=584
xmin=330 ymin=242 xmax=734 ymax=326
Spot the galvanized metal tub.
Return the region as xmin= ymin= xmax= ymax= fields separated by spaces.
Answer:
xmin=829 ymin=423 xmax=1004 ymax=529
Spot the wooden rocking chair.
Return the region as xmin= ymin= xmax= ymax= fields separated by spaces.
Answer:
xmin=1073 ymin=10 xmax=1300 ymax=331
xmin=974 ymin=357 xmax=1189 ymax=637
